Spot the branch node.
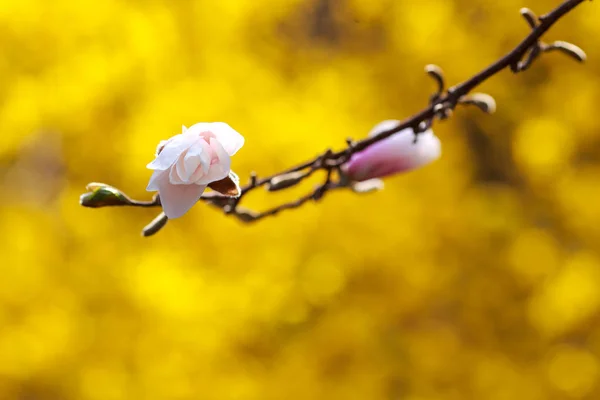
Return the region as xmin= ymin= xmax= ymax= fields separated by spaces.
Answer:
xmin=516 ymin=44 xmax=542 ymax=72
xmin=316 ymin=149 xmax=333 ymax=168
xmin=432 ymin=102 xmax=453 ymax=120
xmin=415 ymin=120 xmax=432 ymax=136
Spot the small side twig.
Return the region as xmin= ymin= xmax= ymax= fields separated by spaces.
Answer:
xmin=511 ymin=7 xmax=586 ymax=72
xmin=142 ymin=212 xmax=169 ymax=237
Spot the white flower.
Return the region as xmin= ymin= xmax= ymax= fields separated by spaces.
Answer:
xmin=146 ymin=122 xmax=244 ymax=219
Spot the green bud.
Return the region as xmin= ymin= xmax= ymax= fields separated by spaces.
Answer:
xmin=79 ymin=182 xmax=133 ymax=208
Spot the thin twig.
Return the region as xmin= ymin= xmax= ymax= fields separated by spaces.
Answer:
xmin=80 ymin=0 xmax=590 ymax=236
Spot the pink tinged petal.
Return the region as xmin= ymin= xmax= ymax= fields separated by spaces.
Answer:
xmin=185 ymin=122 xmax=244 ymax=155
xmin=195 ymin=138 xmax=231 ymax=184
xmin=171 ymin=144 xmax=205 ymax=184
xmin=147 ymin=169 xmax=168 ymax=191
xmin=344 ymin=130 xmax=414 ymax=180
xmin=206 ymin=122 xmax=245 ymax=155
xmin=186 ymin=141 xmax=210 ymax=177
xmin=147 ymin=168 xmax=206 ymax=218
xmin=211 ymin=137 xmax=231 ymax=167
xmin=188 ymin=161 xmax=209 ymax=183
xmin=146 ymin=134 xmax=194 ymax=171
xmin=159 ymin=182 xmax=207 ymax=219
xmin=182 ymin=123 xmax=213 ymax=144
xmin=187 ymin=140 xmax=215 ymax=183
xmin=170 ymin=159 xmax=185 ymax=184
xmin=344 ymin=126 xmax=441 ymax=182
xmin=174 ymin=150 xmax=189 ymax=183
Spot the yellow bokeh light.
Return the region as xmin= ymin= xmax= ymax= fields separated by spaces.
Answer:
xmin=547 ymin=345 xmax=599 ymax=397
xmin=0 ymin=0 xmax=599 ymax=399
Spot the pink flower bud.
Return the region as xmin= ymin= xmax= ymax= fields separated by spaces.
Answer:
xmin=342 ymin=120 xmax=441 ymax=182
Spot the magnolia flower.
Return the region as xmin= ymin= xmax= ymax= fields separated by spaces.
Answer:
xmin=146 ymin=122 xmax=244 ymax=219
xmin=342 ymin=120 xmax=441 ymax=182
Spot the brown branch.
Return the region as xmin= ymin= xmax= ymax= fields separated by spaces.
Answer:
xmin=80 ymin=0 xmax=591 ymax=236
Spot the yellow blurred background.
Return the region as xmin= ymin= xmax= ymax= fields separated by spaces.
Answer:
xmin=1 ymin=0 xmax=600 ymax=399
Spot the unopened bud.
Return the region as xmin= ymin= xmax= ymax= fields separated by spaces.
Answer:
xmin=425 ymin=64 xmax=445 ymax=94
xmin=548 ymin=40 xmax=587 ymax=62
xmin=351 ymin=178 xmax=384 ymax=194
xmin=267 ymin=171 xmax=307 ymax=191
xmin=234 ymin=207 xmax=259 ymax=222
xmin=459 ymin=93 xmax=497 ymax=114
xmin=80 ymin=183 xmax=133 ymax=208
xmin=519 ymin=8 xmax=538 ymax=28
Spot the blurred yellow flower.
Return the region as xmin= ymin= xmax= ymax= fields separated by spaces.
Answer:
xmin=0 ymin=0 xmax=598 ymax=399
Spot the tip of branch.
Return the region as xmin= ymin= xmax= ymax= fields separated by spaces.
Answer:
xmin=142 ymin=213 xmax=168 ymax=237
xmin=520 ymin=8 xmax=538 ymax=29
xmin=459 ymin=93 xmax=497 ymax=114
xmin=548 ymin=40 xmax=587 ymax=62
xmin=425 ymin=64 xmax=445 ymax=96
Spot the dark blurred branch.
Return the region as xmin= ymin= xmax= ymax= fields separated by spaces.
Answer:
xmin=80 ymin=0 xmax=590 ymax=236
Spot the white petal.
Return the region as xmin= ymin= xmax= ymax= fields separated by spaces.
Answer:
xmin=174 ymin=150 xmax=188 ymax=182
xmin=412 ymin=130 xmax=441 ymax=166
xmin=211 ymin=136 xmax=231 ymax=168
xmin=380 ymin=128 xmax=417 ymax=158
xmin=195 ymin=138 xmax=231 ymax=184
xmin=182 ymin=125 xmax=188 ymax=133
xmin=172 ymin=144 xmax=207 ymax=183
xmin=370 ymin=127 xmax=440 ymax=168
xmin=146 ymin=134 xmax=195 ymax=170
xmin=187 ymin=141 xmax=210 ymax=176
xmin=368 ymin=120 xmax=402 ymax=138
xmin=159 ymin=182 xmax=207 ymax=219
xmin=155 ymin=139 xmax=169 ymax=156
xmin=170 ymin=160 xmax=185 ymax=184
xmin=200 ymin=122 xmax=245 ymax=156
xmin=148 ymin=168 xmax=207 ymax=218
xmin=147 ymin=170 xmax=168 ymax=191
xmin=187 ymin=141 xmax=212 ymax=183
